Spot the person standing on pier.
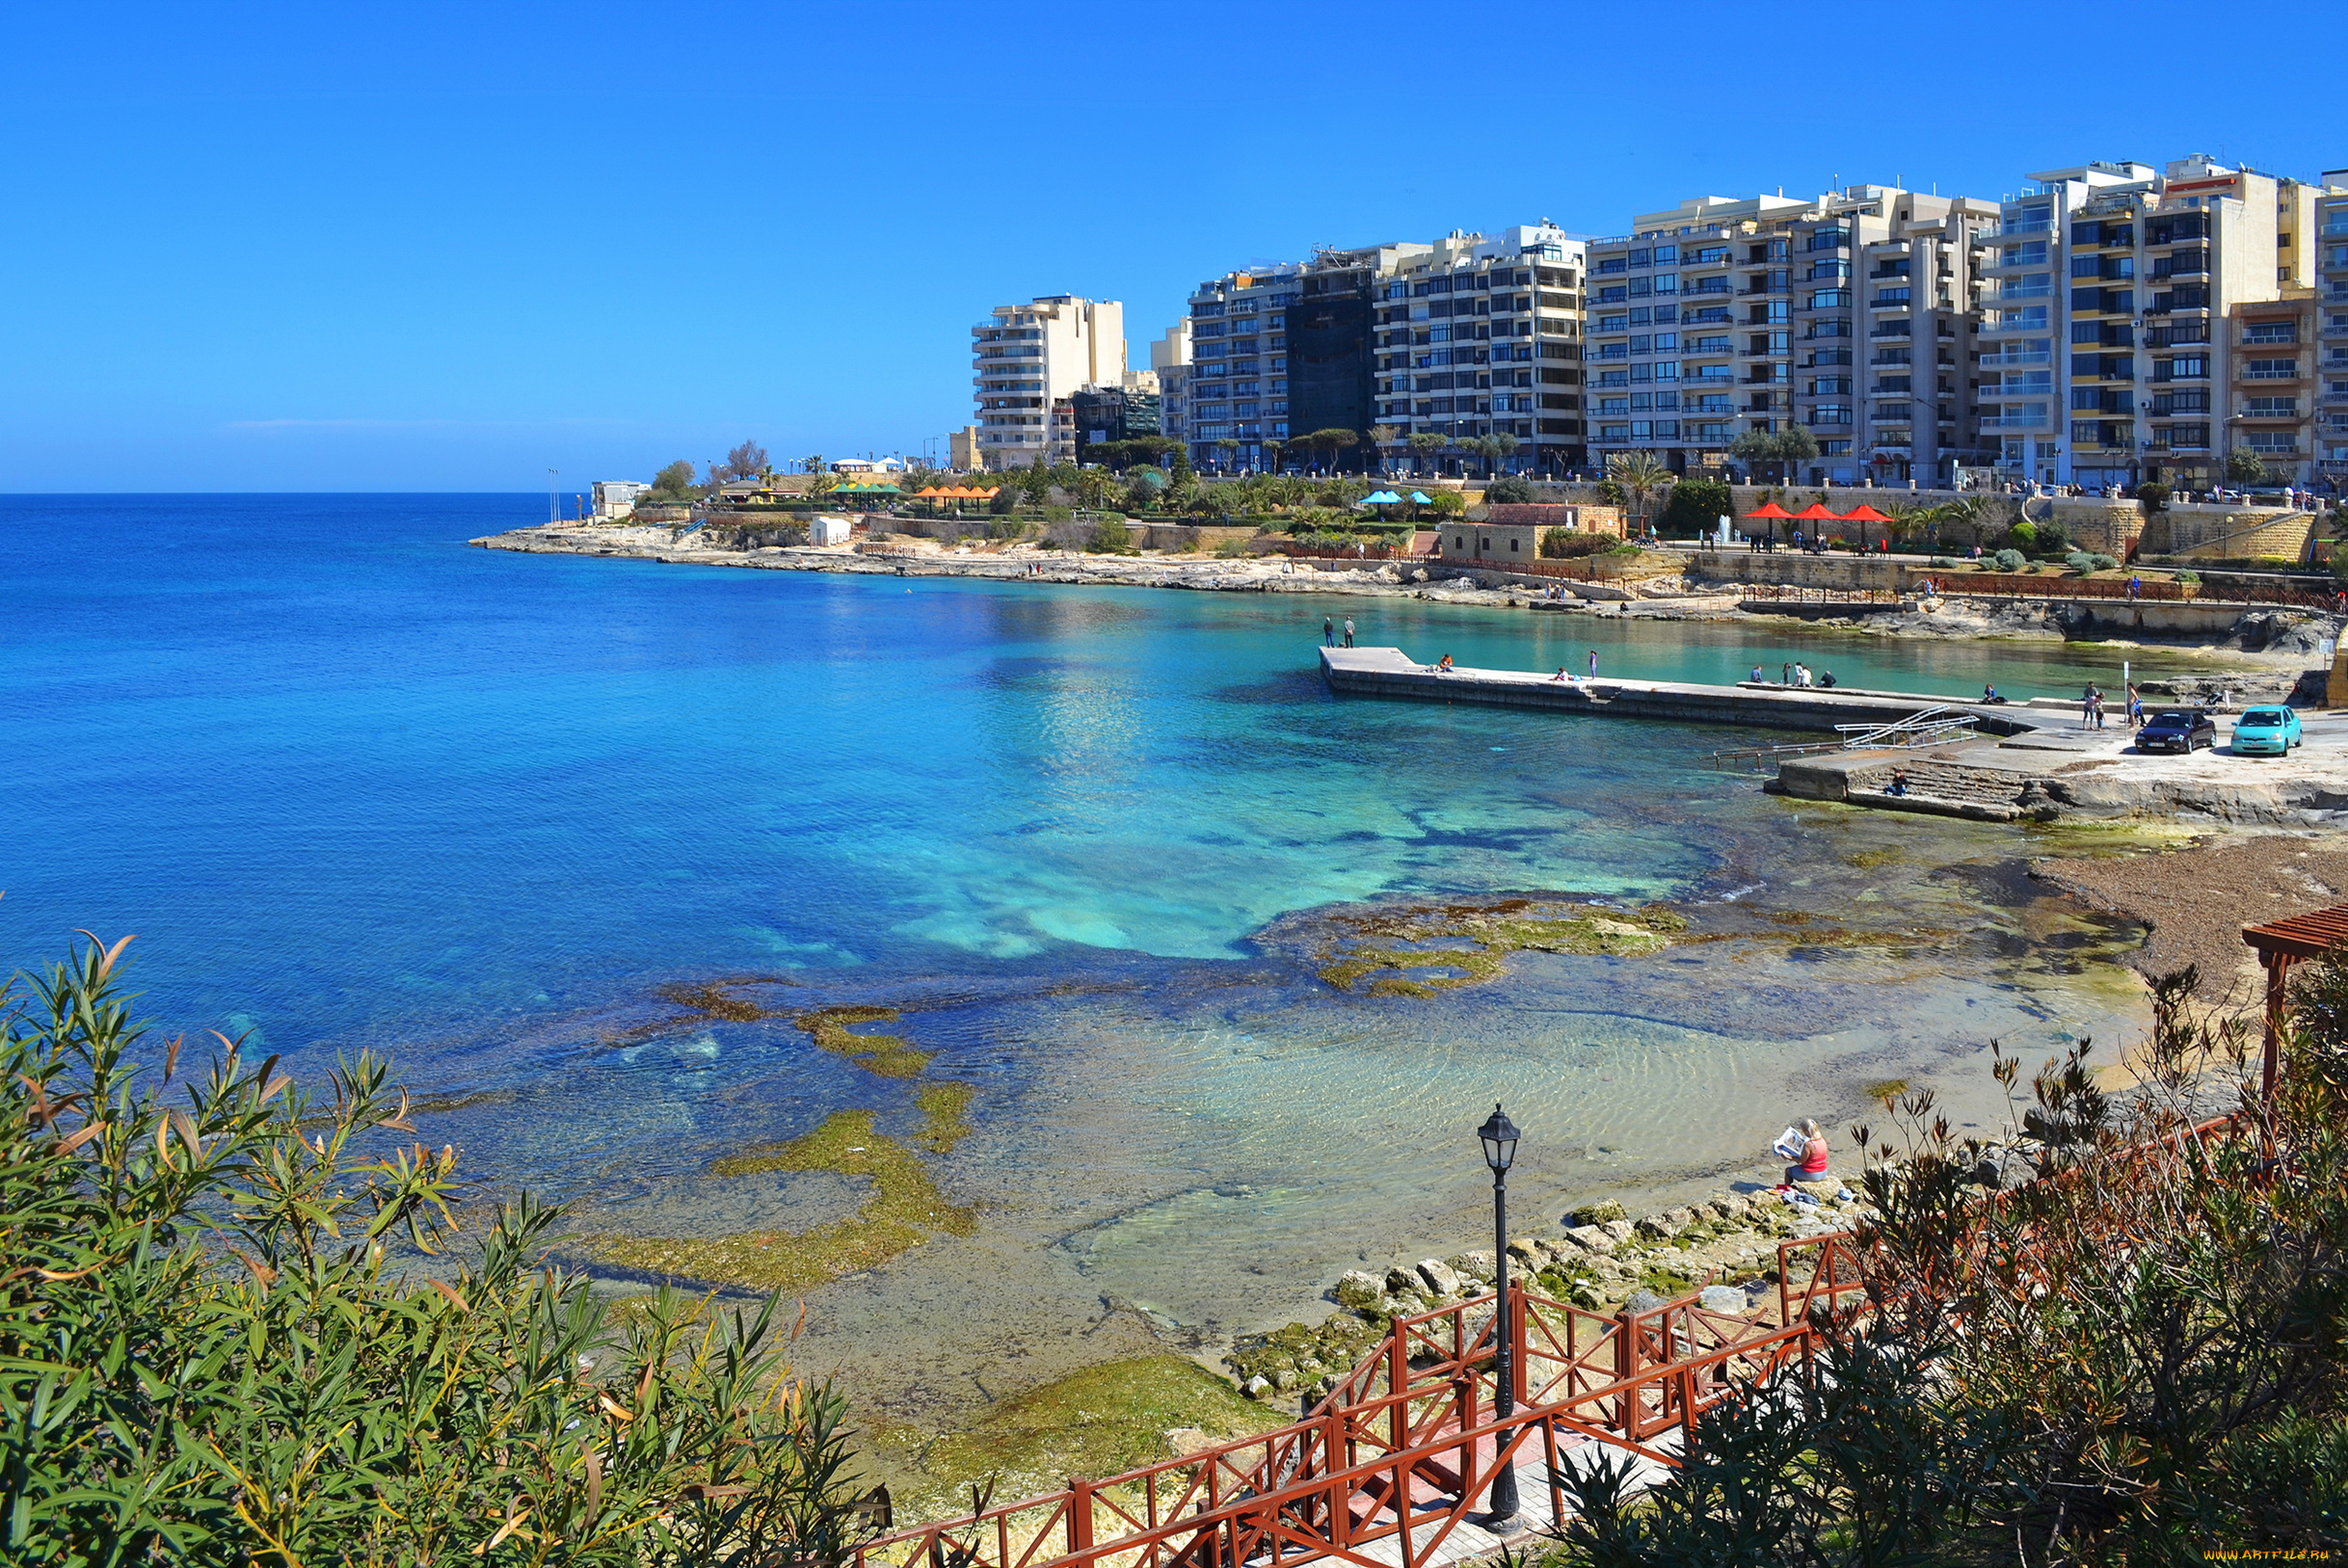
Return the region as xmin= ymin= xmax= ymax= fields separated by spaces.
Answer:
xmin=1323 ymin=616 xmax=1335 ymax=647
xmin=1343 ymin=618 xmax=1355 ymax=649
xmin=1587 ymin=649 xmax=1599 ymax=680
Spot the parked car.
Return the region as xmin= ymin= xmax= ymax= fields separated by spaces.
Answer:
xmin=2138 ymin=708 xmax=2218 ymax=754
xmin=2230 ymin=704 xmax=2303 ymax=757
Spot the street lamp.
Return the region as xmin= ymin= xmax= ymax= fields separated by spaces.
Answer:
xmin=1476 ymin=1103 xmax=1521 ymax=1528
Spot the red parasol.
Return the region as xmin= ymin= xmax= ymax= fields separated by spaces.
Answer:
xmin=1790 ymin=502 xmax=1840 ymax=521
xmin=1741 ymin=502 xmax=1795 ymax=519
xmin=1839 ymin=504 xmax=1892 ymax=522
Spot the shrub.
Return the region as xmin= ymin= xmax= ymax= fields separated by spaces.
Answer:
xmin=1553 ymin=964 xmax=2348 ymax=1562
xmin=1483 ymin=475 xmax=1538 ymax=505
xmin=1993 ymin=547 xmax=2026 ymax=571
xmin=2002 ymin=519 xmax=2038 ymax=551
xmin=1541 ymin=529 xmax=1615 ymax=559
xmin=1657 ymin=478 xmax=1734 ymax=538
xmin=0 ymin=937 xmax=878 ymax=1566
xmin=2137 ymin=481 xmax=2171 ymax=514
xmin=1425 ymin=490 xmax=1467 ymax=518
xmin=1085 ymin=518 xmax=1134 ymax=552
xmin=2032 ymin=517 xmax=2069 ymax=554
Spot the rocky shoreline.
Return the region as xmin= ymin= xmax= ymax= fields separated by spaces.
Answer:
xmin=472 ymin=522 xmax=2336 ymax=662
xmin=1227 ymin=1182 xmax=1880 ymax=1400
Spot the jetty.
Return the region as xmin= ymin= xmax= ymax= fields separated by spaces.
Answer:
xmin=1317 ymin=646 xmax=2039 ymax=737
xmin=1320 ymin=647 xmax=2348 ymax=825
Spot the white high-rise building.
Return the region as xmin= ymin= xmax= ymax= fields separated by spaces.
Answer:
xmin=971 ymin=296 xmax=1127 ymax=469
xmin=1978 ymin=156 xmax=2335 ymax=488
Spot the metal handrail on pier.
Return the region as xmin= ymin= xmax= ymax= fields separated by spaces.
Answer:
xmin=1709 ymin=704 xmax=1980 ymax=772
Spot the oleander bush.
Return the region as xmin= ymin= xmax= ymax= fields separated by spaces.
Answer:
xmin=1 ymin=937 xmax=877 ymax=1567
xmin=1547 ymin=966 xmax=2348 ymax=1564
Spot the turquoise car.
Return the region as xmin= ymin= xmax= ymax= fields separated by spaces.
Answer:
xmin=2231 ymin=705 xmax=2302 ymax=756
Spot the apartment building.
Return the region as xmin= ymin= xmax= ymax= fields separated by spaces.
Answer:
xmin=1584 ymin=186 xmax=1998 ymax=485
xmin=1368 ymin=224 xmax=1588 ymax=476
xmin=1149 ymin=325 xmax=1192 ymax=455
xmin=1978 ymin=156 xmax=2333 ymax=489
xmin=2316 ymin=174 xmax=2348 ymax=490
xmin=2228 ymin=288 xmax=2317 ymax=485
xmin=970 ymin=296 xmax=1127 ymax=469
xmin=1183 ymin=224 xmax=1583 ymax=474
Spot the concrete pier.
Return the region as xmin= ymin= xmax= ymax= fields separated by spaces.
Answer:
xmin=1318 ymin=647 xmax=2032 ymax=736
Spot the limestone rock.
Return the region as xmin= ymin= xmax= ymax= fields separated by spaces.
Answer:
xmin=1243 ymin=1376 xmax=1272 ymax=1398
xmin=1447 ymin=1248 xmax=1497 ymax=1283
xmin=1415 ymin=1259 xmax=1462 ymax=1297
xmin=1559 ymin=1224 xmax=1616 ymax=1256
xmin=1165 ymin=1426 xmax=1214 ymax=1457
xmin=1506 ymin=1236 xmax=1553 ymax=1267
xmin=1663 ymin=1207 xmax=1694 ymax=1230
xmin=1632 ymin=1214 xmax=1674 ymax=1242
xmin=1383 ymin=1264 xmax=1421 ymax=1295
xmin=1333 ymin=1269 xmax=1385 ymax=1310
xmin=1972 ymin=1149 xmax=2035 ymax=1191
xmin=1623 ymin=1289 xmax=1667 ymax=1315
xmin=1597 ymin=1218 xmax=1636 ymax=1246
xmin=1567 ymin=1200 xmax=1628 ymax=1227
xmin=1697 ymin=1285 xmax=1748 ymax=1316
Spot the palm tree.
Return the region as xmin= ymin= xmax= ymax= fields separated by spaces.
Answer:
xmin=1605 ymin=450 xmax=1672 ymax=535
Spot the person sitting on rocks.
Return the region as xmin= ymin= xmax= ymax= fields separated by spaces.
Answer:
xmin=1885 ymin=767 xmax=1909 ymax=797
xmin=1786 ymin=1118 xmax=1831 ymax=1189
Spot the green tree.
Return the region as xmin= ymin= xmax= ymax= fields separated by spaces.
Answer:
xmin=1262 ymin=438 xmax=1288 ymax=472
xmin=1169 ymin=443 xmax=1193 ymax=486
xmin=649 ymin=460 xmax=697 ymax=501
xmin=0 ymin=937 xmax=881 ymax=1566
xmin=1728 ymin=427 xmax=1821 ymax=485
xmin=1484 ymin=474 xmax=1538 ymax=505
xmin=1297 ymin=428 xmax=1360 ymax=473
xmin=1658 ymin=477 xmax=1733 ymax=538
xmin=1084 ymin=517 xmax=1134 ymax=552
xmin=1368 ymin=424 xmax=1402 ymax=474
xmin=1604 ymin=450 xmax=1672 ymax=533
xmin=1214 ymin=439 xmax=1240 ymax=470
xmin=1407 ymin=433 xmax=1446 ymax=476
xmin=2228 ymin=444 xmax=2271 ymax=487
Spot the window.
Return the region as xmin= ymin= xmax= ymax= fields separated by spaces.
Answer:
xmin=1808 ymin=405 xmax=1854 ymax=425
xmin=1690 ymin=245 xmax=1728 ymax=264
xmin=1808 ymin=289 xmax=1852 ymax=308
xmin=1873 ymin=288 xmax=1910 ymax=306
xmin=2156 ymin=356 xmax=2210 ymax=381
xmin=2245 ymin=321 xmax=2299 ymax=344
xmin=1599 ymin=423 xmax=1630 ymax=439
xmin=1806 ymin=376 xmax=1851 ymax=395
xmin=1628 ymin=248 xmax=1651 ymax=267
xmin=2243 ymin=397 xmax=2298 ymax=417
xmin=2245 ymin=358 xmax=2299 ymax=380
xmin=2001 ymin=241 xmax=2048 ymax=266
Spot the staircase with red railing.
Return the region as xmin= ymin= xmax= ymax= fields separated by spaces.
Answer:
xmin=855 ymin=1234 xmax=1867 ymax=1568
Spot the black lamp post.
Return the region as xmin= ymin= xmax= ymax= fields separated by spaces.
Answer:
xmin=1477 ymin=1103 xmax=1521 ymax=1528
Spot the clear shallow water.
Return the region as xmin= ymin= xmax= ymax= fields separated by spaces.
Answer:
xmin=1 ymin=495 xmax=2162 ymax=1417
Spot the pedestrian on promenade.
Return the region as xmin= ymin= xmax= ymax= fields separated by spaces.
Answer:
xmin=1322 ymin=616 xmax=1335 ymax=646
xmin=1782 ymin=661 xmax=1793 ymax=686
xmin=1343 ymin=618 xmax=1355 ymax=648
xmin=1587 ymin=649 xmax=1599 ymax=679
xmin=2126 ymin=682 xmax=2144 ymax=728
xmin=2127 ymin=574 xmax=2142 ymax=603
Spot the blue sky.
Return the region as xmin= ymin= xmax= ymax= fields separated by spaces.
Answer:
xmin=6 ymin=1 xmax=2344 ymax=492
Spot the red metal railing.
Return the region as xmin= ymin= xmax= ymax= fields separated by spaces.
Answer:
xmin=852 ymin=1258 xmax=1847 ymax=1568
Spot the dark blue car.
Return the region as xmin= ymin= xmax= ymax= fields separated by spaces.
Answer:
xmin=2138 ymin=708 xmax=2217 ymax=754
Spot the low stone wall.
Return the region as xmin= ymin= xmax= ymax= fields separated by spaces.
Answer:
xmin=2139 ymin=506 xmax=2315 ymax=564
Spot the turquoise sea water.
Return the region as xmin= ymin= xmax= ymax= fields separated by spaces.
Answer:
xmin=1 ymin=495 xmax=2167 ymax=1414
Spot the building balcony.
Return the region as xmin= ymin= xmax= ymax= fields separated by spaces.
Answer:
xmin=1997 ymin=218 xmax=2053 ymax=236
xmin=1978 ymin=350 xmax=2052 ymax=368
xmin=1995 ymin=283 xmax=2054 ymax=300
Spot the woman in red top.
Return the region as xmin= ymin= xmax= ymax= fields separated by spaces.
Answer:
xmin=1787 ymin=1118 xmax=1829 ymax=1186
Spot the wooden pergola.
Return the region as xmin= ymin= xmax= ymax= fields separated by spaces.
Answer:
xmin=2241 ymin=904 xmax=2348 ymax=1101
